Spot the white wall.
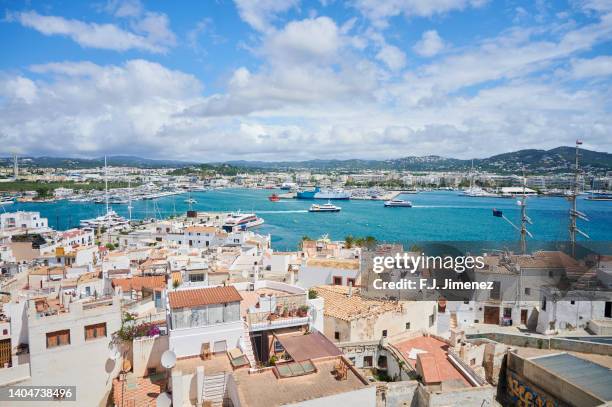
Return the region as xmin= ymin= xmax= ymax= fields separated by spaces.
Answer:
xmin=26 ymin=298 xmax=122 ymax=406
xmin=169 ymin=321 xmax=243 ymax=358
xmin=287 ymin=386 xmax=375 ymax=407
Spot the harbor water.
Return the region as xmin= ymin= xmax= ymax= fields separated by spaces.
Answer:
xmin=4 ymin=189 xmax=611 ymax=251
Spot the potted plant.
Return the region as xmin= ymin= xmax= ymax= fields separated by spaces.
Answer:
xmin=282 ymin=307 xmax=288 ymax=317
xmin=297 ymin=305 xmax=309 ymax=317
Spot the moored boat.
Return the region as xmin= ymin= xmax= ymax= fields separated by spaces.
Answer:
xmin=268 ymin=194 xmax=280 ymax=202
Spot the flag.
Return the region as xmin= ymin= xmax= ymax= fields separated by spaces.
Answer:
xmin=492 ymin=209 xmax=503 ymax=217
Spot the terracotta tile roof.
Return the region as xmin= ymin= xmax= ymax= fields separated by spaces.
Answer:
xmin=393 ymin=335 xmax=471 ymax=387
xmin=306 ymin=258 xmax=359 ymax=270
xmin=112 ymin=276 xmax=166 ymax=292
xmin=417 ymin=353 xmax=442 ymax=384
xmin=313 ymin=285 xmax=402 ymax=321
xmin=168 ymin=285 xmax=242 ymax=309
xmin=185 ymin=225 xmax=218 ymax=233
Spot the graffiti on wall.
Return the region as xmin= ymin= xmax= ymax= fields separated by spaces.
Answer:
xmin=507 ymin=371 xmax=560 ymax=407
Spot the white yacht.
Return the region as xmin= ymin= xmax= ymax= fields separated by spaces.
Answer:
xmin=80 ymin=210 xmax=129 ymax=229
xmin=0 ymin=196 xmax=14 ymax=205
xmin=222 ymin=212 xmax=264 ymax=232
xmin=384 ymin=199 xmax=412 ymax=207
xmin=309 ymin=201 xmax=341 ymax=212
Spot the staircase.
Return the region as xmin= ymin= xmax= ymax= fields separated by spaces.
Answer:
xmin=202 ymin=372 xmax=227 ymax=407
xmin=242 ymin=323 xmax=257 ymax=370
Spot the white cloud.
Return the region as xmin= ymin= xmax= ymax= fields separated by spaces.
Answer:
xmin=413 ymin=30 xmax=445 ymax=57
xmin=265 ymin=17 xmax=341 ymax=63
xmin=571 ymin=56 xmax=612 ymax=78
xmin=354 ymin=0 xmax=489 ymax=27
xmin=233 ymin=0 xmax=300 ymax=32
xmin=376 ymin=44 xmax=407 ymax=70
xmin=7 ymin=10 xmax=175 ymax=53
xmin=104 ymin=0 xmax=144 ymax=18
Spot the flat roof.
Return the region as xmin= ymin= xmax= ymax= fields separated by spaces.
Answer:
xmin=530 ymin=353 xmax=612 ymax=401
xmin=232 ymin=357 xmax=369 ymax=407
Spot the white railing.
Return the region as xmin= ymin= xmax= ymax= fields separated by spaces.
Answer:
xmin=249 ymin=316 xmax=310 ymax=332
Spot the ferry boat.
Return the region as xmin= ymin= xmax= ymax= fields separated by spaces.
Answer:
xmin=222 ymin=212 xmax=264 ymax=232
xmin=80 ymin=210 xmax=129 ymax=229
xmin=384 ymin=199 xmax=412 ymax=207
xmin=268 ymin=194 xmax=280 ymax=202
xmin=297 ymin=187 xmax=350 ymax=200
xmin=308 ymin=202 xmax=341 ymax=212
xmin=586 ymin=192 xmax=612 ymax=201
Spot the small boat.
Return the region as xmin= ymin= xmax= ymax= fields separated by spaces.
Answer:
xmin=0 ymin=196 xmax=14 ymax=205
xmin=384 ymin=199 xmax=412 ymax=207
xmin=309 ymin=201 xmax=341 ymax=212
xmin=268 ymin=194 xmax=280 ymax=202
xmin=184 ymin=198 xmax=197 ymax=204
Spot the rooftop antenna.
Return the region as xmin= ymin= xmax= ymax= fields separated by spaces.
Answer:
xmin=568 ymin=140 xmax=589 ymax=256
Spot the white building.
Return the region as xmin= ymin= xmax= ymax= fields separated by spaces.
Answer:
xmin=167 ymin=285 xmax=243 ymax=358
xmin=536 ymin=287 xmax=612 ymax=334
xmin=0 ymin=211 xmax=49 ymax=233
xmin=1 ymin=296 xmax=122 ymax=406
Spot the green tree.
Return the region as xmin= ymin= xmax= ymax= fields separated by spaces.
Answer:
xmin=344 ymin=235 xmax=354 ymax=248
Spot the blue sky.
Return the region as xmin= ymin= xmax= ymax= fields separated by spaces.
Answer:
xmin=0 ymin=0 xmax=611 ymax=161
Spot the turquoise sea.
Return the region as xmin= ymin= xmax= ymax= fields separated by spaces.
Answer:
xmin=4 ymin=189 xmax=612 ymax=251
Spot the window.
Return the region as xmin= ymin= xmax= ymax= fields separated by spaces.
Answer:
xmin=46 ymin=329 xmax=70 ymax=348
xmin=189 ymin=273 xmax=205 ymax=282
xmin=490 ymin=281 xmax=501 ymax=300
xmin=570 ymin=300 xmax=575 ymax=305
xmin=347 ymin=278 xmax=356 ymax=286
xmin=429 ymin=314 xmax=435 ymax=327
xmin=363 ymin=356 xmax=373 ymax=367
xmin=542 ymin=297 xmax=547 ymax=311
xmin=85 ymin=323 xmax=106 ymax=340
xmin=334 ymin=331 xmax=340 ymax=340
xmin=524 ymin=287 xmax=531 ymax=295
xmin=332 ymin=276 xmax=342 ymax=285
xmin=382 ymin=330 xmax=387 ymax=338
xmin=405 ymin=322 xmax=410 ymax=330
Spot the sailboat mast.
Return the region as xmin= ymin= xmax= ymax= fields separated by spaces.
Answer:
xmin=520 ymin=169 xmax=528 ymax=254
xmin=104 ymin=156 xmax=109 ymax=215
xmin=569 ymin=141 xmax=580 ymax=245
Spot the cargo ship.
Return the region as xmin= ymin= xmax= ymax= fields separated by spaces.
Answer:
xmin=296 ymin=187 xmax=350 ymax=200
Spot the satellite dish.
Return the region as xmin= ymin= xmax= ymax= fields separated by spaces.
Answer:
xmin=156 ymin=392 xmax=172 ymax=407
xmin=161 ymin=350 xmax=176 ymax=369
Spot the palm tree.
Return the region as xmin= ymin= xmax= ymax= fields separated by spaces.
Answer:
xmin=344 ymin=235 xmax=354 ymax=248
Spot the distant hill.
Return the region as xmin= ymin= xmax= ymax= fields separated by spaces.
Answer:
xmin=1 ymin=146 xmax=610 ymax=173
xmin=0 ymin=155 xmax=196 ymax=169
xmin=226 ymin=147 xmax=612 ymax=174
